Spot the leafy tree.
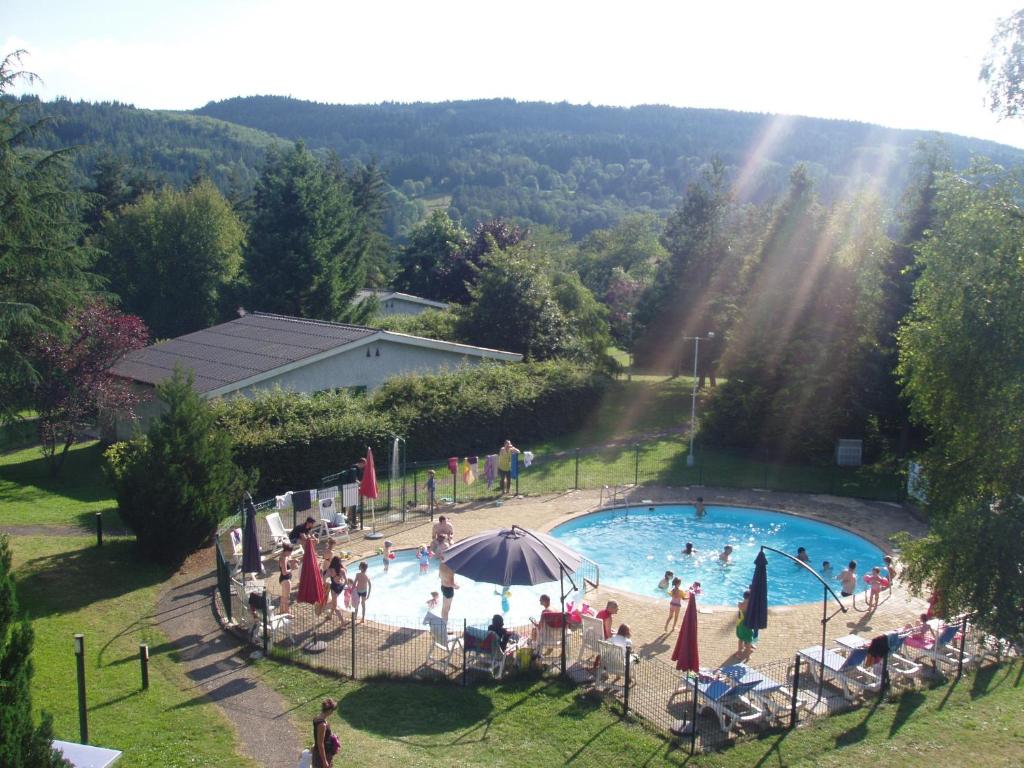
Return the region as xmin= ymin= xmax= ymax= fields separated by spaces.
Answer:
xmin=0 ymin=535 xmax=70 ymax=767
xmin=108 ymin=368 xmax=247 ymax=564
xmin=550 ymin=271 xmax=614 ymax=366
xmin=99 ymin=180 xmax=245 ymax=338
xmin=980 ymin=8 xmax=1024 ymax=119
xmin=897 ymin=164 xmax=1024 ymax=642
xmin=0 ymin=51 xmax=98 ymax=423
xmin=245 ymin=143 xmax=372 ymax=323
xmin=34 ymin=302 xmax=148 ymax=475
xmin=393 ymin=210 xmax=468 ymax=301
xmin=82 ymin=153 xmax=157 ymax=235
xmin=455 ymin=244 xmax=571 ymax=360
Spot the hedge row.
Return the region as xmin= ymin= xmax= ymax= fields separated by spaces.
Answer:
xmin=211 ymin=361 xmax=608 ymax=496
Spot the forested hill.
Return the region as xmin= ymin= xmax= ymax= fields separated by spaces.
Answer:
xmin=16 ymin=94 xmax=1024 ymax=238
xmin=194 ymin=96 xmax=1024 ymax=235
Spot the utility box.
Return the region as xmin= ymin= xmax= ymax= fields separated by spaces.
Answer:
xmin=835 ymin=439 xmax=863 ymax=467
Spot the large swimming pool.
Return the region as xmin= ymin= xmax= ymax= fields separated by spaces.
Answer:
xmin=348 ymin=505 xmax=885 ymax=627
xmin=549 ymin=505 xmax=885 ymax=606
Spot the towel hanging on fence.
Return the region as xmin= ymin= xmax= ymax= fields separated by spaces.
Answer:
xmin=462 ymin=457 xmax=476 ymax=486
xmin=275 ymin=491 xmax=293 ymax=510
xmin=448 ymin=456 xmax=458 ymax=475
xmin=484 ymin=454 xmax=497 ymax=487
xmin=510 ymin=452 xmax=519 ymax=479
xmin=523 ymin=450 xmax=534 ymax=468
xmin=292 ymin=489 xmax=312 ymax=513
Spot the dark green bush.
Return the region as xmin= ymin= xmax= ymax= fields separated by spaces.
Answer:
xmin=209 ymin=361 xmax=607 ymax=494
xmin=106 ymin=369 xmax=247 ymax=564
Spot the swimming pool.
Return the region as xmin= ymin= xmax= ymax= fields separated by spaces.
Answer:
xmin=548 ymin=505 xmax=885 ymax=606
xmin=347 ymin=549 xmax=555 ymax=629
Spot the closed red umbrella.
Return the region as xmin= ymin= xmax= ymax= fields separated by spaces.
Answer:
xmin=671 ymin=593 xmax=700 ymax=672
xmin=359 ymin=447 xmax=378 ymax=499
xmin=296 ymin=542 xmax=325 ymax=606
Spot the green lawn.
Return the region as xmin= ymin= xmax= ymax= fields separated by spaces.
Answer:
xmin=11 ymin=535 xmax=256 ymax=767
xmin=257 ymin=658 xmax=1024 ymax=767
xmin=0 ymin=441 xmax=121 ymax=529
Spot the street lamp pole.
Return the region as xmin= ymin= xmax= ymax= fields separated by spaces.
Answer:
xmin=626 ymin=312 xmax=634 ymax=382
xmin=684 ymin=332 xmax=714 ymax=467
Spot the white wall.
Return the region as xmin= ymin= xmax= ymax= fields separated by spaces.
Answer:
xmin=378 ymin=298 xmax=442 ymax=316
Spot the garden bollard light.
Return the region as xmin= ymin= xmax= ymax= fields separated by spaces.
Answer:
xmin=139 ymin=643 xmax=150 ymax=690
xmin=95 ymin=512 xmax=103 ymax=547
xmin=74 ymin=633 xmax=88 ymax=744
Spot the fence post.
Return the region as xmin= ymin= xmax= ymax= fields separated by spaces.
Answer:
xmin=790 ymin=655 xmax=800 ymax=728
xmin=95 ymin=512 xmax=103 ymax=547
xmin=574 ymin=449 xmax=580 ymax=491
xmin=462 ymin=619 xmax=468 ymax=687
xmin=261 ymin=588 xmax=269 ymax=656
xmin=453 ymin=469 xmax=458 ymax=505
xmin=623 ymin=650 xmax=631 ymax=717
xmin=351 ymin=613 xmax=357 ymax=679
xmin=879 ymin=652 xmax=889 ymax=700
xmin=957 ymin=615 xmax=968 ymax=678
xmin=634 ymin=444 xmax=640 ymax=487
xmin=413 ymin=468 xmax=419 ymax=508
xmin=689 ymin=674 xmax=699 ymax=755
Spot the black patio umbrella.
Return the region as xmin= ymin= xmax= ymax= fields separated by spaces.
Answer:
xmin=442 ymin=525 xmax=583 ymax=673
xmin=743 ymin=549 xmax=768 ymax=632
xmin=242 ymin=495 xmax=264 ymax=577
xmin=442 ymin=525 xmax=581 ymax=586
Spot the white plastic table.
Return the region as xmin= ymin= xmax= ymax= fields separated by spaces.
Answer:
xmin=52 ymin=740 xmax=122 ymax=767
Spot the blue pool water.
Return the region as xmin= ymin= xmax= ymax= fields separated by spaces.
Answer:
xmin=349 ymin=549 xmax=554 ymax=629
xmin=548 ymin=505 xmax=885 ymax=607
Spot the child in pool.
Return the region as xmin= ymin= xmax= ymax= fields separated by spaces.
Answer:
xmin=657 ymin=570 xmax=674 ymax=590
xmin=417 ymin=545 xmax=431 ymax=574
xmin=682 ymin=542 xmax=695 ymax=556
xmin=689 ymin=581 xmax=702 ymax=596
xmin=382 ymin=539 xmax=394 ymax=572
xmin=427 ymin=591 xmax=439 ymax=611
xmin=719 ymin=545 xmax=733 ymax=564
xmin=664 ymin=578 xmax=685 ymax=633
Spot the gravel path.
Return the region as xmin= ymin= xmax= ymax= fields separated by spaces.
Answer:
xmin=154 ymin=549 xmax=304 ymax=768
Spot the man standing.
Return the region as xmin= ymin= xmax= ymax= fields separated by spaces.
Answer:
xmin=431 ymin=515 xmax=454 ymax=556
xmin=838 ymin=561 xmax=858 ymax=606
xmin=440 ymin=559 xmax=458 ymax=621
xmin=497 ymin=439 xmax=520 ymax=495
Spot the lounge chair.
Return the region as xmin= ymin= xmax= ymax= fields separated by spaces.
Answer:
xmin=423 ymin=612 xmax=462 ymax=672
xmin=595 ymin=640 xmax=634 ymax=695
xmin=576 ymin=614 xmax=604 ymax=668
xmin=316 ymin=497 xmax=350 ymax=542
xmin=884 ymin=633 xmax=923 ymax=679
xmin=534 ymin=612 xmax=565 ymax=662
xmin=264 ymin=512 xmax=299 ymax=556
xmin=905 ymin=624 xmax=971 ymax=670
xmin=720 ymin=663 xmax=809 ymax=723
xmin=798 ymin=645 xmax=881 ymax=700
xmin=464 ymin=627 xmax=515 ymax=679
xmin=229 ymin=528 xmax=244 ymax=573
xmin=695 ymin=677 xmax=764 ymax=734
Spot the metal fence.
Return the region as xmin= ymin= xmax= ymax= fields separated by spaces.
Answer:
xmin=317 ymin=443 xmax=905 ymax=518
xmin=210 ymin=551 xmax=1009 ymax=754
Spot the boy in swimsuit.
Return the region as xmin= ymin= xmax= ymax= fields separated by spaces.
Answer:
xmin=694 ymin=497 xmax=706 ymax=516
xmin=838 ymin=561 xmax=858 ymax=604
xmin=657 ymin=570 xmax=674 ymax=590
xmin=353 ymin=561 xmax=371 ymax=622
xmin=439 ymin=561 xmax=458 ymax=621
xmin=719 ymin=545 xmax=733 ymax=564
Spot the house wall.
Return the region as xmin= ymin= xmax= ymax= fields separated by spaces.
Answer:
xmin=106 ymin=382 xmax=164 ymax=442
xmin=378 ymin=298 xmax=443 ymax=316
xmin=237 ymin=339 xmax=492 ymax=395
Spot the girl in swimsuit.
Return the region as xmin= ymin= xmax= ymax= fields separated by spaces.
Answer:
xmin=736 ymin=590 xmax=756 ymax=655
xmin=328 ymin=555 xmax=346 ymax=623
xmin=278 ymin=543 xmax=294 ymax=614
xmin=664 ymin=577 xmax=685 ymax=633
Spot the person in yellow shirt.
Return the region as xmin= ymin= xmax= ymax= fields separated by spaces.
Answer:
xmin=497 ymin=439 xmax=520 ymax=495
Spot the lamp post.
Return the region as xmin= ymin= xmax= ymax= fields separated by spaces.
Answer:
xmin=626 ymin=312 xmax=634 ymax=382
xmin=74 ymin=633 xmax=88 ymax=744
xmin=683 ymin=332 xmax=714 ymax=467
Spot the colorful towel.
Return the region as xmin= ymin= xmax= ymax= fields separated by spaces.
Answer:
xmin=484 ymin=454 xmax=497 ymax=487
xmin=448 ymin=456 xmax=458 ymax=475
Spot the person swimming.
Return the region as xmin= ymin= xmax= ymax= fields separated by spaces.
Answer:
xmin=682 ymin=542 xmax=695 ymax=556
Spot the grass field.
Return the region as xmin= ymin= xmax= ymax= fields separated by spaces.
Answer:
xmin=10 ymin=535 xmax=256 ymax=767
xmin=0 ymin=441 xmax=121 ymax=529
xmin=258 ymin=657 xmax=1024 ymax=767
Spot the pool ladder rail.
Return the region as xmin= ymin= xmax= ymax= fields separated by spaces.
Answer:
xmin=598 ymin=484 xmax=630 ymax=508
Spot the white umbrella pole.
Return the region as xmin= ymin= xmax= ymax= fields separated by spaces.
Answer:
xmin=365 ymin=499 xmax=384 ymax=540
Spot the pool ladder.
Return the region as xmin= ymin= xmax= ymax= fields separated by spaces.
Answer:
xmin=599 ymin=484 xmax=628 ymax=508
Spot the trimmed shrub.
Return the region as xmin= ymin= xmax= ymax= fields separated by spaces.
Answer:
xmin=210 ymin=361 xmax=608 ymax=494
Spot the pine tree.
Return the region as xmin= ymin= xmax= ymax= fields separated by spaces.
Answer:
xmin=0 ymin=536 xmax=69 ymax=767
xmin=244 ymin=143 xmax=371 ymax=323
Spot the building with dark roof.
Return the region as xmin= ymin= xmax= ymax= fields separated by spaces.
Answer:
xmin=355 ymin=290 xmax=450 ymax=316
xmin=107 ymin=312 xmax=521 ymax=439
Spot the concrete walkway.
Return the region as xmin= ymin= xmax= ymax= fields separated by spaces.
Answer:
xmin=154 ymin=549 xmax=304 ymax=768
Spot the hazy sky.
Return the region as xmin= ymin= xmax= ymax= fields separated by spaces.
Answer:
xmin=4 ymin=1 xmax=1023 ymax=147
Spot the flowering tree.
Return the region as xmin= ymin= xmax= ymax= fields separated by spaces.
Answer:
xmin=34 ymin=302 xmax=148 ymax=475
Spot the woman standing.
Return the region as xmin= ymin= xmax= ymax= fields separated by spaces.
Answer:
xmin=735 ymin=590 xmax=757 ymax=655
xmin=312 ymin=698 xmax=340 ymax=767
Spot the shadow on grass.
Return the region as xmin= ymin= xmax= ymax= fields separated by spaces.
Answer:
xmin=15 ymin=538 xmax=168 ymax=620
xmin=0 ymin=441 xmax=114 ymax=505
xmin=835 ymin=697 xmax=881 ymax=747
xmin=888 ymin=690 xmax=926 ymax=737
xmin=339 ymin=678 xmax=496 ymax=738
